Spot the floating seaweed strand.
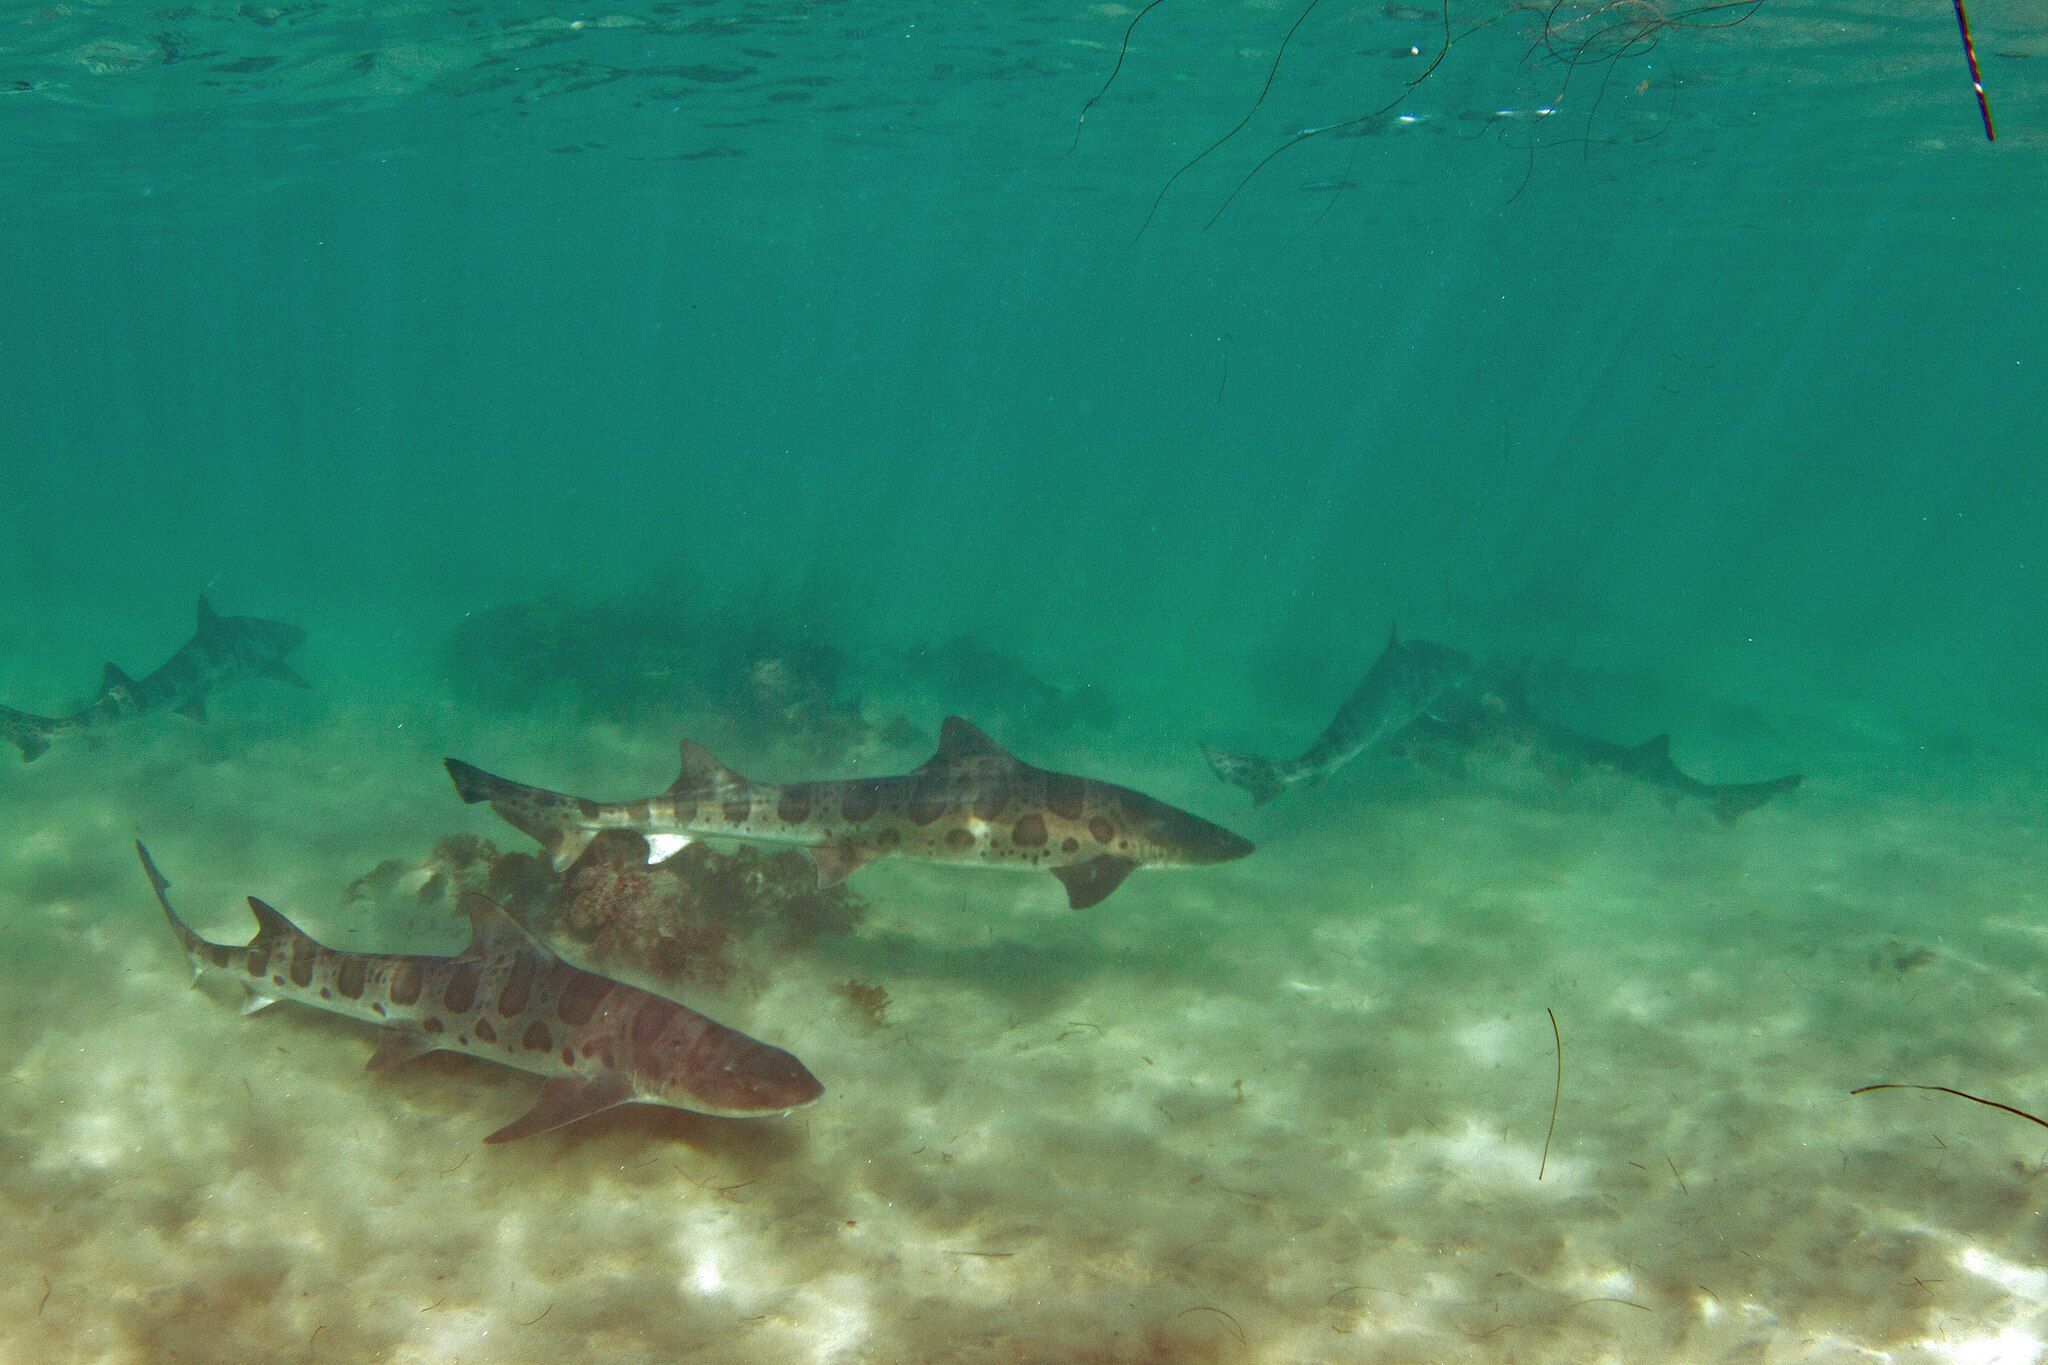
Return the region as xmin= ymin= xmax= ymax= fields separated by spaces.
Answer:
xmin=1951 ymin=0 xmax=1996 ymax=140
xmin=1071 ymin=0 xmax=1173 ymax=152
xmin=1134 ymin=0 xmax=1332 ymax=239
xmin=1851 ymin=1083 xmax=2048 ymax=1131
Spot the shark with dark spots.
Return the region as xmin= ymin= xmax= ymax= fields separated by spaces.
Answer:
xmin=138 ymin=844 xmax=821 ymax=1143
xmin=1205 ymin=627 xmax=1474 ymax=805
xmin=446 ymin=716 xmax=1253 ymax=910
xmin=1 ymin=597 xmax=308 ymax=762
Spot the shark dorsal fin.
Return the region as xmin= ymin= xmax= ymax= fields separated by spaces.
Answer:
xmin=197 ymin=596 xmax=223 ymax=637
xmin=458 ymin=893 xmax=557 ymax=962
xmin=246 ymin=896 xmax=304 ymax=946
xmin=1635 ymin=733 xmax=1673 ymax=763
xmin=925 ymin=716 xmax=1017 ymax=769
xmin=1387 ymin=623 xmax=1401 ymax=649
xmin=100 ymin=662 xmax=135 ymax=695
xmin=671 ymin=739 xmax=749 ymax=794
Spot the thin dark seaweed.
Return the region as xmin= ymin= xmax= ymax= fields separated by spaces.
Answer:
xmin=1137 ymin=0 xmax=1328 ymax=237
xmin=1176 ymin=1305 xmax=1248 ymax=1345
xmin=1539 ymin=1006 xmax=1562 ymax=1180
xmin=1073 ymin=0 xmax=1172 ymax=151
xmin=1952 ymin=0 xmax=1995 ymax=139
xmin=1851 ymin=1083 xmax=2048 ymax=1130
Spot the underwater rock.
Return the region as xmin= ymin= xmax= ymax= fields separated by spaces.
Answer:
xmin=832 ymin=978 xmax=890 ymax=1030
xmin=346 ymin=828 xmax=865 ymax=992
xmin=901 ymin=635 xmax=1116 ymax=739
xmin=438 ymin=589 xmax=903 ymax=764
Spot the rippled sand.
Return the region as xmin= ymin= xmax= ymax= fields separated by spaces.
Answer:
xmin=4 ymin=673 xmax=2047 ymax=1364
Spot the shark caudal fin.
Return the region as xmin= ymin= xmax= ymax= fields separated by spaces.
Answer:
xmin=1 ymin=706 xmax=54 ymax=762
xmin=1201 ymin=744 xmax=1289 ymax=806
xmin=444 ymin=758 xmax=596 ymax=871
xmin=1710 ymin=773 xmax=1803 ymax=825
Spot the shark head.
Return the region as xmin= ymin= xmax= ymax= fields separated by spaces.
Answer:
xmin=1121 ymin=792 xmax=1256 ymax=867
xmin=637 ymin=1025 xmax=824 ymax=1118
xmin=196 ymin=597 xmax=309 ymax=684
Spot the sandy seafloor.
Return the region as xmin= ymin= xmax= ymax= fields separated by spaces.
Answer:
xmin=5 ymin=628 xmax=2048 ymax=1365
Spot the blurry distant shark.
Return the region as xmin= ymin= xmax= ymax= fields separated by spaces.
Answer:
xmin=1463 ymin=681 xmax=1803 ymax=824
xmin=0 ymin=597 xmax=307 ymax=762
xmin=447 ymin=716 xmax=1253 ymax=910
xmin=1204 ymin=627 xmax=1474 ymax=805
xmin=139 ymin=844 xmax=821 ymax=1143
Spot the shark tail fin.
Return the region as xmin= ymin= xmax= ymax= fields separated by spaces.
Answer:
xmin=444 ymin=758 xmax=597 ymax=871
xmin=1710 ymin=773 xmax=1803 ymax=825
xmin=0 ymin=705 xmax=53 ymax=762
xmin=1201 ymin=743 xmax=1290 ymax=806
xmin=137 ymin=842 xmax=209 ymax=963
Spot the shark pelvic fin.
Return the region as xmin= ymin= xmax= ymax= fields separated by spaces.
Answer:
xmin=245 ymin=896 xmax=306 ymax=947
xmin=672 ymin=739 xmax=750 ymax=794
xmin=366 ymin=1030 xmax=438 ymax=1071
xmin=545 ymin=826 xmax=597 ymax=873
xmin=809 ymin=844 xmax=874 ymax=887
xmin=100 ymin=662 xmax=136 ymax=695
xmin=485 ymin=1075 xmax=633 ymax=1144
xmin=924 ymin=716 xmax=1018 ymax=769
xmin=240 ymin=987 xmax=280 ymax=1015
xmin=644 ymin=833 xmax=692 ymax=862
xmin=177 ymin=696 xmax=207 ymax=723
xmin=1053 ymin=854 xmax=1140 ymax=910
xmin=458 ymin=893 xmax=556 ymax=962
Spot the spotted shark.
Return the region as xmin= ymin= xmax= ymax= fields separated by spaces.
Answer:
xmin=1204 ymin=628 xmax=1474 ymax=805
xmin=446 ymin=716 xmax=1253 ymax=910
xmin=0 ymin=597 xmax=308 ymax=762
xmin=138 ymin=844 xmax=821 ymax=1143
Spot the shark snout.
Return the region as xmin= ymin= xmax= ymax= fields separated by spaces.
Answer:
xmin=1178 ymin=815 xmax=1255 ymax=866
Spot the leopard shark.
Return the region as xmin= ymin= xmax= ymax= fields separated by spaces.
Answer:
xmin=1 ymin=597 xmax=307 ymax=762
xmin=1470 ymin=681 xmax=1802 ymax=824
xmin=446 ymin=716 xmax=1253 ymax=910
xmin=138 ymin=843 xmax=820 ymax=1143
xmin=1204 ymin=627 xmax=1475 ymax=805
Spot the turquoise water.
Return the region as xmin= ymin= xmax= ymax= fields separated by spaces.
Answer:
xmin=4 ymin=1 xmax=2047 ymax=1360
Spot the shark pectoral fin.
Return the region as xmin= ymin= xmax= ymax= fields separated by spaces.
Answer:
xmin=263 ymin=660 xmax=312 ymax=689
xmin=366 ymin=1030 xmax=438 ymax=1071
xmin=644 ymin=833 xmax=692 ymax=863
xmin=1053 ymin=854 xmax=1140 ymax=910
xmin=177 ymin=697 xmax=207 ymax=723
xmin=239 ymin=987 xmax=280 ymax=1015
xmin=484 ymin=1076 xmax=633 ymax=1144
xmin=546 ymin=827 xmax=597 ymax=873
xmin=809 ymin=844 xmax=873 ymax=887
